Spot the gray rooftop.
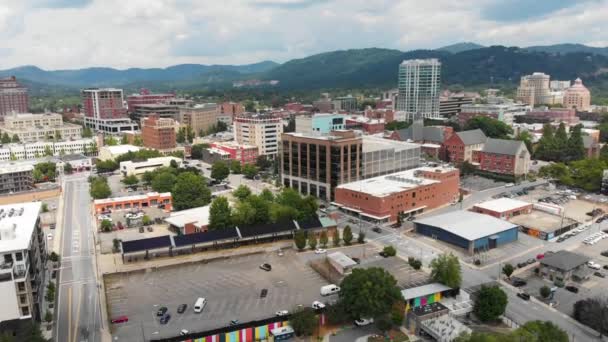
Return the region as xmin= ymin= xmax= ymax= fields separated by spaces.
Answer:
xmin=456 ymin=129 xmax=486 ymax=145
xmin=401 ymin=283 xmax=451 ymax=300
xmin=540 ymin=250 xmax=589 ymax=271
xmin=397 ymin=124 xmax=445 ymax=143
xmin=414 ymin=211 xmax=518 ymax=241
xmin=482 ymin=138 xmax=526 ymax=156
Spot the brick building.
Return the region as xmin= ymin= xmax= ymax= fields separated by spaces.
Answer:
xmin=0 ymin=76 xmax=28 ymax=118
xmin=179 ymin=104 xmax=219 ymax=136
xmin=219 ymin=102 xmax=244 ymax=123
xmin=471 ymin=198 xmax=533 ymax=219
xmin=345 ymin=117 xmax=385 ymax=134
xmin=334 ymin=166 xmax=460 ymax=223
xmin=93 ymin=192 xmax=172 ymax=213
xmin=126 ymin=89 xmax=175 ymax=113
xmin=81 ymin=88 xmax=138 ymax=133
xmin=443 ymin=129 xmax=486 ymax=163
xmin=472 ymin=138 xmax=530 ymax=176
xmin=211 ymin=141 xmax=258 ymax=165
xmin=524 ymin=108 xmax=579 ymax=125
xmin=141 ymin=115 xmax=177 ymax=150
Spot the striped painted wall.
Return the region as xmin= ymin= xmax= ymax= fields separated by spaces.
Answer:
xmin=180 ymin=320 xmax=289 ymax=342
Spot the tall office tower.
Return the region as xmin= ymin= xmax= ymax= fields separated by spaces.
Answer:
xmin=395 ymin=59 xmax=441 ymax=121
xmin=0 ymin=76 xmax=28 ymax=118
xmin=81 ymin=88 xmax=137 ymax=133
xmin=516 ymin=72 xmax=551 ymax=107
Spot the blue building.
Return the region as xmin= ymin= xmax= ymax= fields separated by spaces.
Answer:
xmin=295 ymin=113 xmax=346 ymax=134
xmin=414 ymin=211 xmax=519 ymax=255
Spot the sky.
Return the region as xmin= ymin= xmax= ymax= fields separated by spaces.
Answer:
xmin=0 ymin=0 xmax=607 ymax=70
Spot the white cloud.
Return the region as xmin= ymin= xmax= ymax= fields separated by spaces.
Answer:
xmin=0 ymin=0 xmax=607 ymax=69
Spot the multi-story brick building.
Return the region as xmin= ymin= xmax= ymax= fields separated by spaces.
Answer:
xmin=234 ymin=115 xmax=283 ymax=157
xmin=179 ymin=104 xmax=219 ymax=136
xmin=345 ymin=117 xmax=385 ymax=134
xmin=0 ymin=202 xmax=46 ymax=322
xmin=521 ymin=108 xmax=579 ymax=125
xmin=141 ymin=115 xmax=177 ymax=151
xmin=126 ymin=89 xmax=175 ymax=113
xmin=0 ymin=77 xmax=28 ymax=119
xmin=443 ymin=129 xmax=487 ymax=164
xmin=472 ymin=138 xmax=530 ymax=176
xmin=211 ymin=141 xmax=258 ymax=165
xmin=132 ymin=103 xmax=180 ymax=121
xmin=335 ymin=166 xmax=460 ymax=223
xmin=0 ymin=113 xmax=82 ymax=143
xmin=219 ymin=102 xmax=244 ymax=123
xmin=81 ymin=88 xmax=138 ymax=133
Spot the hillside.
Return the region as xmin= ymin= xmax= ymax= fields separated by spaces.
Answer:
xmin=437 ymin=42 xmax=485 ymax=54
xmin=525 ymin=43 xmax=608 ymax=56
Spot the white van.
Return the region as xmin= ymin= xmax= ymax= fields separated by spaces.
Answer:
xmin=194 ymin=297 xmax=207 ymax=313
xmin=320 ymin=284 xmax=340 ymax=296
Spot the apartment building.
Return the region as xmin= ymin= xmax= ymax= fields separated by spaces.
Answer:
xmin=234 ymin=115 xmax=283 ymax=157
xmin=0 ymin=113 xmax=82 ymax=143
xmin=0 ymin=77 xmax=28 ymax=118
xmin=141 ymin=115 xmax=177 ymax=151
xmin=395 ymin=59 xmax=441 ymax=120
xmin=81 ymin=88 xmax=138 ymax=134
xmin=179 ymin=104 xmax=219 ymax=136
xmin=0 ymin=202 xmax=46 ymax=322
xmin=0 ymin=139 xmax=97 ymax=161
xmin=439 ymin=96 xmax=473 ymax=118
xmin=334 ymin=95 xmax=358 ymax=112
xmin=0 ymin=164 xmax=33 ymax=194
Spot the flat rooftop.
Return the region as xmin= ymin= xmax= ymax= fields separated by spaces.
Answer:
xmin=336 ymin=166 xmax=455 ymax=197
xmin=93 ymin=192 xmax=170 ymax=205
xmin=165 ymin=205 xmax=210 ymax=229
xmin=362 ymin=135 xmax=419 ymax=153
xmin=509 ymin=210 xmax=578 ymax=232
xmin=0 ymin=202 xmax=41 ymax=253
xmin=0 ymin=163 xmax=33 ymax=174
xmin=473 ymin=198 xmax=532 ymax=213
xmin=414 ymin=211 xmax=518 ymax=241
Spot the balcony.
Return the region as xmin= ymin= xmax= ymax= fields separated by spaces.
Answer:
xmin=0 ymin=261 xmax=13 ymax=274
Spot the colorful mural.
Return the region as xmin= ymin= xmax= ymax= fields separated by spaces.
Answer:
xmin=405 ymin=292 xmax=442 ymax=312
xmin=180 ymin=320 xmax=289 ymax=342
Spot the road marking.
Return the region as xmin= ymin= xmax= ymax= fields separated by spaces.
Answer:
xmin=72 ymin=284 xmax=82 ymax=342
xmin=67 ymin=286 xmax=72 ymax=342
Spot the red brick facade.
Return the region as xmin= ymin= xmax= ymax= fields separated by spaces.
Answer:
xmin=0 ymin=76 xmax=28 ymax=118
xmin=211 ymin=142 xmax=258 ymax=165
xmin=141 ymin=115 xmax=177 ymax=150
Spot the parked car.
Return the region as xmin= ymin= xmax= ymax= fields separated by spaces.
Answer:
xmin=315 ymin=249 xmax=327 ymax=254
xmin=156 ymin=307 xmax=168 ymax=317
xmin=177 ymin=304 xmax=187 ymax=314
xmin=230 ymin=320 xmax=240 ymax=326
xmin=511 ymin=278 xmax=527 ymax=287
xmin=565 ymin=285 xmax=579 ymax=293
xmin=260 ymin=289 xmax=268 ymax=298
xmin=275 ymin=310 xmax=289 ymax=316
xmin=407 ymin=216 xmax=416 ymax=221
xmin=160 ymin=314 xmax=171 ymax=324
xmin=595 ymin=272 xmax=606 ymax=278
xmin=505 ymin=183 xmax=515 ymax=187
xmin=351 ymin=257 xmax=361 ymax=264
xmin=180 ymin=329 xmax=189 ymax=336
xmin=517 ymin=292 xmax=531 ymax=301
xmin=259 ymin=263 xmax=272 ymax=271
xmin=536 ymin=254 xmax=545 ymax=260
xmin=111 ymin=316 xmax=129 ymax=324
xmin=312 ymin=301 xmax=326 ymax=309
xmin=372 ymin=227 xmax=382 ymax=233
xmin=587 ymin=261 xmax=602 ymax=270
xmin=379 ymin=251 xmax=389 ymax=258
xmin=354 ymin=318 xmax=374 ymax=326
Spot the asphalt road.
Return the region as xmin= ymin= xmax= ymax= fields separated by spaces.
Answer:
xmin=56 ymin=174 xmax=102 ymax=342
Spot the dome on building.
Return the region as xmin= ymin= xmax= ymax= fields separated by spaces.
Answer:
xmin=563 ymin=78 xmax=591 ymax=111
xmin=568 ymin=78 xmax=589 ymax=92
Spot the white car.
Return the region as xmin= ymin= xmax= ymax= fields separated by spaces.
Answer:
xmin=587 ymin=261 xmax=601 ymax=270
xmin=47 ymin=233 xmax=53 ymax=240
xmin=180 ymin=329 xmax=189 ymax=336
xmin=314 ymin=249 xmax=327 ymax=254
xmin=505 ymin=183 xmax=515 ymax=187
xmin=354 ymin=318 xmax=374 ymax=326
xmin=312 ymin=301 xmax=325 ymax=309
xmin=275 ymin=310 xmax=289 ymax=316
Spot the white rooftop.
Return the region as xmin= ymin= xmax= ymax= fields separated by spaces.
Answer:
xmin=0 ymin=163 xmax=34 ymax=174
xmin=414 ymin=210 xmax=518 ymax=241
xmin=362 ymin=135 xmax=419 ymax=153
xmin=165 ymin=205 xmax=210 ymax=228
xmin=327 ymin=251 xmax=357 ymax=268
xmin=401 ymin=283 xmax=451 ymax=300
xmin=102 ymin=145 xmax=141 ymax=155
xmin=337 ymin=166 xmax=455 ymax=197
xmin=473 ymin=198 xmax=531 ymax=213
xmin=93 ymin=192 xmax=170 ymax=205
xmin=0 ymin=202 xmax=41 ymax=253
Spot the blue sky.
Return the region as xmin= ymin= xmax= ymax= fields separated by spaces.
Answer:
xmin=0 ymin=0 xmax=606 ymax=69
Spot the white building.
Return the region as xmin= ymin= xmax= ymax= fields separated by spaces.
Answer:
xmin=234 ymin=115 xmax=283 ymax=157
xmin=120 ymin=156 xmax=182 ymax=176
xmin=0 ymin=202 xmax=46 ymax=322
xmin=98 ymin=144 xmax=141 ymax=161
xmin=395 ymin=59 xmax=441 ymax=120
xmin=0 ymin=138 xmax=97 ymax=161
xmin=516 ymin=72 xmax=552 ymax=107
xmin=0 ymin=113 xmax=83 ymax=143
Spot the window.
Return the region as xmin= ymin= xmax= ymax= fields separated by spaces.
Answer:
xmin=17 ymin=282 xmax=25 ymax=292
xmin=15 ymin=252 xmax=22 ymax=261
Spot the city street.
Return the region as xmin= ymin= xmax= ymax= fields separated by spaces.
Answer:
xmin=56 ymin=173 xmax=103 ymax=342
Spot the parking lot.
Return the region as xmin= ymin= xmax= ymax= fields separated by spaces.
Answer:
xmin=460 ymin=175 xmax=505 ymax=192
xmin=105 ymin=248 xmax=333 ymax=340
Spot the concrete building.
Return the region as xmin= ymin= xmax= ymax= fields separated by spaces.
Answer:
xmin=458 ymin=103 xmax=530 ymax=126
xmin=471 ymin=198 xmax=533 ymax=219
xmin=0 ymin=164 xmax=33 ymax=194
xmin=210 ymin=141 xmax=258 ymax=165
xmin=335 ymin=166 xmax=459 ymax=223
xmin=81 ymin=88 xmax=138 ymax=134
xmin=439 ymin=96 xmax=473 ymax=118
xmin=119 ymin=156 xmax=182 ymax=176
xmin=201 ymin=147 xmax=231 ymax=165
xmin=563 ymin=78 xmax=591 ymax=112
xmin=509 ymin=209 xmax=578 ymax=240
xmin=361 ymin=136 xmax=421 ymax=179
xmin=131 ymin=103 xmax=180 ymax=121
xmin=126 ymin=90 xmax=175 ymax=113
xmin=327 ymin=252 xmax=357 ymax=275
xmin=58 ymin=154 xmax=92 ymax=172
xmin=0 ymin=139 xmax=97 ymax=161
xmin=295 ymin=114 xmax=346 ymax=134
xmin=473 ymin=138 xmax=531 ymax=177
xmin=0 ymin=77 xmax=28 ymax=118
xmin=234 ymin=115 xmax=283 ymax=157
xmin=334 ymin=95 xmax=357 ymax=112
xmin=443 ymin=129 xmax=487 ymax=163
xmin=0 ymin=113 xmax=82 ymax=143
xmin=93 ymin=192 xmax=172 ymax=213
xmin=414 ymin=211 xmax=519 ymax=255
xmin=179 ymin=104 xmax=219 ymax=136
xmin=395 ymin=59 xmax=441 ymax=120
xmin=141 ymin=115 xmax=177 ymax=151
xmin=98 ymin=145 xmax=141 ymax=161
xmin=539 ymin=250 xmax=589 ymax=282
xmin=516 ymin=72 xmax=551 ymax=107
xmin=550 ymin=80 xmax=571 ymax=91
xmin=0 ymin=202 xmax=46 ymax=322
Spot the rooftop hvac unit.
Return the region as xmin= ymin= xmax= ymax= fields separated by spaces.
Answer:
xmin=0 ymin=223 xmax=17 ymax=241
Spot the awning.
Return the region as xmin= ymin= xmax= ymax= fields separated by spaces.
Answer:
xmin=360 ymin=212 xmax=391 ymax=220
xmin=401 ymin=206 xmax=428 ymax=215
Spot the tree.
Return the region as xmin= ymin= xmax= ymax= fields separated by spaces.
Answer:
xmin=464 ymin=116 xmax=513 ymax=139
xmin=339 ymin=267 xmax=402 ymax=319
xmin=502 ymin=263 xmax=514 ymax=279
xmin=211 ymin=161 xmax=230 ymax=182
xmin=172 ymin=172 xmax=212 ymax=210
xmin=49 ymin=252 xmax=59 ymax=263
xmin=299 ymin=196 xmax=319 ymax=219
xmin=459 ymin=161 xmax=476 ymax=176
xmin=232 ymin=185 xmax=252 ymax=201
xmin=474 ymin=285 xmax=508 ymax=322
xmin=112 ymin=238 xmax=121 ymax=253
xmin=151 ymin=172 xmax=177 ymax=193
xmin=260 ymin=188 xmax=274 ymax=202
xmin=383 ymin=245 xmax=396 ymax=256
xmin=308 ymin=234 xmax=318 ymax=250
xmin=170 ymin=159 xmax=179 ymax=169
xmin=520 ymin=320 xmax=568 ymax=342
xmin=142 ymin=215 xmax=152 ymax=226
xmin=11 ymin=134 xmax=19 ymax=143
xmin=133 ymin=136 xmax=144 ymax=146
xmin=44 ymin=145 xmax=53 ymax=156
xmin=230 ymin=160 xmax=242 ymax=174
xmin=242 ymin=164 xmax=259 ymax=179
xmin=100 ymin=219 xmax=113 ymax=232
xmin=120 ymin=135 xmax=128 ymax=144
xmin=247 ymin=195 xmax=270 ymax=224
xmin=186 ymin=125 xmax=195 ymax=142
xmin=573 ymin=297 xmax=608 ymax=335
xmin=95 ymin=159 xmax=119 ymax=173
xmin=375 ymin=316 xmax=392 ymax=333
xmin=176 ymin=127 xmax=186 ymax=144
xmin=63 ymin=162 xmax=73 ymax=174
xmin=209 ymin=197 xmax=232 ymax=230
xmin=333 ymin=230 xmax=341 ymax=247
xmin=430 ymin=253 xmax=462 ymax=288
xmin=515 ymin=130 xmax=533 ymax=154
xmin=357 ymin=232 xmax=366 ymax=243
xmin=41 ymin=203 xmax=49 ymax=213
xmin=289 ymin=308 xmax=316 ymax=336
xmin=539 ymin=285 xmax=551 ymax=299
xmin=294 ymin=230 xmax=307 ymax=250
xmin=567 ymin=124 xmax=585 ymax=161
xmin=390 ymin=301 xmax=405 ymax=326
xmin=121 ymin=174 xmax=139 ymax=187
xmin=0 ymin=132 xmax=10 ymax=144
xmin=82 ymin=126 xmax=93 ymax=138
xmin=90 ymin=178 xmax=111 ymax=199
xmin=44 ymin=310 xmax=53 ymax=325
xmin=408 ymin=257 xmax=422 ymax=270
xmin=142 ymin=171 xmax=154 ymax=186
xmin=191 ymin=143 xmax=210 ymax=159
xmin=343 ymin=226 xmax=353 ymax=245
xmin=269 ymin=203 xmax=299 ymax=222
xmin=319 ymin=230 xmax=328 ymax=248
xmin=256 ymin=155 xmax=272 ymax=169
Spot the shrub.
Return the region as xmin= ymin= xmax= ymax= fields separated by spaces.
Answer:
xmin=383 ymin=245 xmax=397 ymax=257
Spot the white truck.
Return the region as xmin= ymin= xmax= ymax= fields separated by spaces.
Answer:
xmin=320 ymin=284 xmax=340 ymax=296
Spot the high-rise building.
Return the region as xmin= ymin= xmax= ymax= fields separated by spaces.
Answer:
xmin=395 ymin=59 xmax=441 ymax=120
xmin=0 ymin=77 xmax=28 ymax=118
xmin=81 ymin=88 xmax=138 ymax=134
xmin=563 ymin=78 xmax=591 ymax=112
xmin=234 ymin=115 xmax=283 ymax=157
xmin=219 ymin=102 xmax=244 ymax=124
xmin=141 ymin=115 xmax=177 ymax=151
xmin=179 ymin=104 xmax=219 ymax=136
xmin=516 ymin=72 xmax=551 ymax=107
xmin=0 ymin=202 xmax=46 ymax=322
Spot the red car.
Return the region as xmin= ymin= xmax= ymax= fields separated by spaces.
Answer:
xmin=111 ymin=316 xmax=129 ymax=324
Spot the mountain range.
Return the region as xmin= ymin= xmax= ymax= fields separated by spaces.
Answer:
xmin=3 ymin=43 xmax=608 ymax=94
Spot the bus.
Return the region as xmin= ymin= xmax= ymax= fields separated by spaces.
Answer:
xmin=270 ymin=326 xmax=295 ymax=341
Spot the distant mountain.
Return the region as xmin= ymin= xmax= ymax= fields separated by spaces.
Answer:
xmin=0 ymin=61 xmax=279 ymax=88
xmin=525 ymin=43 xmax=608 ymax=56
xmin=437 ymin=42 xmax=485 ymax=54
